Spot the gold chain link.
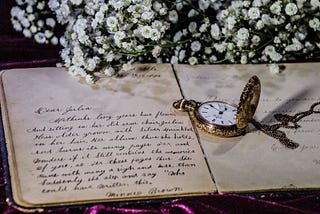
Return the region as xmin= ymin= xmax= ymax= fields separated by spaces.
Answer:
xmin=251 ymin=102 xmax=320 ymax=149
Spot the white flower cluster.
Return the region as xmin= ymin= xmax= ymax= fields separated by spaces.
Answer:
xmin=45 ymin=0 xmax=174 ymax=80
xmin=11 ymin=0 xmax=320 ymax=83
xmin=11 ymin=0 xmax=62 ymax=45
xmin=168 ymin=0 xmax=320 ymax=66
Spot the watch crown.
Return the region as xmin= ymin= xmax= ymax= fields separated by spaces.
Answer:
xmin=173 ymin=99 xmax=186 ymax=111
xmin=173 ymin=99 xmax=197 ymax=112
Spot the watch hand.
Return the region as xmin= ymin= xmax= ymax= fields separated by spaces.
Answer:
xmin=218 ymin=103 xmax=228 ymax=112
xmin=209 ymin=104 xmax=221 ymax=112
xmin=218 ymin=104 xmax=230 ymax=113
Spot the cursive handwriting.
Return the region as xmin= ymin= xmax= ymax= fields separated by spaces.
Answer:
xmin=27 ymin=106 xmax=199 ymax=197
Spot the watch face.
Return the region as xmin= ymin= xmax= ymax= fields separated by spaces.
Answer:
xmin=197 ymin=101 xmax=237 ymax=126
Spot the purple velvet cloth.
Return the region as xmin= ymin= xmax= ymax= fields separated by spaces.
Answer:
xmin=0 ymin=0 xmax=61 ymax=70
xmin=1 ymin=1 xmax=320 ymax=213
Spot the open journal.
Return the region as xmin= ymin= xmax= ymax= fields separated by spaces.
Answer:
xmin=1 ymin=63 xmax=320 ymax=211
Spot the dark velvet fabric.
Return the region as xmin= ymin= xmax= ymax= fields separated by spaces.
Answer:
xmin=1 ymin=1 xmax=320 ymax=213
xmin=0 ymin=0 xmax=61 ymax=70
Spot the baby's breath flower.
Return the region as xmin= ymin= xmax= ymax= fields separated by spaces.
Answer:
xmin=188 ymin=22 xmax=197 ymax=33
xmin=285 ymin=3 xmax=298 ymax=16
xmin=309 ymin=18 xmax=320 ymax=31
xmin=37 ymin=19 xmax=44 ymax=27
xmin=274 ymin=36 xmax=281 ymax=44
xmin=37 ymin=2 xmax=45 ymax=10
xmin=191 ymin=41 xmax=201 ymax=52
xmin=237 ymin=28 xmax=249 ymax=41
xmin=103 ymin=67 xmax=116 ymax=76
xmin=11 ymin=0 xmax=320 ymax=79
xmin=152 ymin=45 xmax=162 ymax=57
xmin=241 ymin=54 xmax=248 ymax=64
xmin=106 ymin=52 xmax=115 ymax=62
xmin=285 ymin=23 xmax=292 ymax=31
xmin=87 ymin=58 xmax=98 ymax=71
xmin=48 ymin=0 xmax=59 ymax=9
xmin=68 ymin=66 xmax=78 ymax=76
xmin=44 ymin=30 xmax=53 ymax=38
xmin=142 ymin=11 xmax=154 ymax=21
xmin=199 ymin=23 xmax=208 ymax=32
xmin=251 ymin=35 xmax=261 ymax=46
xmin=261 ymin=14 xmax=272 ymax=25
xmin=255 ymin=20 xmax=264 ymax=30
xmin=51 ymin=36 xmax=58 ymax=45
xmin=270 ymin=1 xmax=282 ymax=15
xmin=286 ymin=38 xmax=303 ymax=52
xmin=248 ymin=7 xmax=260 ymax=19
xmin=70 ymin=0 xmax=82 ymax=6
xmin=173 ymin=31 xmax=183 ymax=42
xmin=264 ymin=45 xmax=276 ymax=55
xmin=226 ymin=16 xmax=236 ymax=30
xmin=30 ymin=25 xmax=37 ymax=33
xmin=199 ymin=0 xmax=210 ymax=11
xmin=188 ymin=9 xmax=198 ymax=18
xmin=114 ymin=31 xmax=126 ymax=47
xmin=121 ymin=63 xmax=134 ymax=73
xmin=311 ymin=0 xmax=320 ymax=8
xmin=152 ymin=1 xmax=162 ymax=11
xmin=23 ymin=28 xmax=32 ymax=38
xmin=106 ymin=16 xmax=118 ymax=28
xmin=304 ymin=41 xmax=314 ymax=50
xmin=69 ymin=65 xmax=85 ymax=77
xmin=140 ymin=25 xmax=152 ymax=38
xmin=270 ymin=52 xmax=282 ymax=61
xmin=214 ymin=42 xmax=227 ymax=53
xmin=85 ymin=74 xmax=95 ymax=84
xmin=248 ymin=51 xmax=255 ymax=58
xmin=179 ymin=50 xmax=186 ymax=62
xmin=168 ymin=10 xmax=178 ymax=23
xmin=109 ymin=0 xmax=124 ymax=10
xmin=150 ymin=29 xmax=160 ymax=41
xmin=204 ymin=47 xmax=212 ymax=54
xmin=188 ymin=56 xmax=198 ymax=65
xmin=21 ymin=18 xmax=30 ymax=28
xmin=268 ymin=63 xmax=280 ymax=74
xmin=252 ymin=0 xmax=262 ymax=7
xmin=209 ymin=55 xmax=217 ymax=63
xmin=46 ymin=17 xmax=56 ymax=27
xmin=170 ymin=56 xmax=179 ymax=64
xmin=225 ymin=51 xmax=235 ymax=62
xmin=137 ymin=45 xmax=145 ymax=51
xmin=176 ymin=3 xmax=183 ymax=11
xmin=295 ymin=31 xmax=306 ymax=41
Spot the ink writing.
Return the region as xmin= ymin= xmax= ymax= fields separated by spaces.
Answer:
xmin=27 ymin=106 xmax=200 ymax=197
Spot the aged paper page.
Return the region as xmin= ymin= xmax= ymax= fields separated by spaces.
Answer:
xmin=174 ymin=63 xmax=320 ymax=193
xmin=0 ymin=64 xmax=216 ymax=208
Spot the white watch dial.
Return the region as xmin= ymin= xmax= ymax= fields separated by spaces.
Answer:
xmin=198 ymin=101 xmax=237 ymax=126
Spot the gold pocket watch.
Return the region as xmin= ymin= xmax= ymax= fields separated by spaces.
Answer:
xmin=173 ymin=75 xmax=261 ymax=137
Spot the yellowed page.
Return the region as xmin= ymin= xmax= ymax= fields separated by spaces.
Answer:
xmin=174 ymin=63 xmax=320 ymax=193
xmin=0 ymin=64 xmax=216 ymax=208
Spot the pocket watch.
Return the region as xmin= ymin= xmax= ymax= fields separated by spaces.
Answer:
xmin=173 ymin=75 xmax=261 ymax=137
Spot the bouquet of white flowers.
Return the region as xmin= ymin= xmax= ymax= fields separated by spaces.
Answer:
xmin=11 ymin=0 xmax=320 ymax=83
xmin=10 ymin=0 xmax=63 ymax=45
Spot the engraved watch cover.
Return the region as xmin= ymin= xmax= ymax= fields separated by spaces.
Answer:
xmin=236 ymin=75 xmax=261 ymax=130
